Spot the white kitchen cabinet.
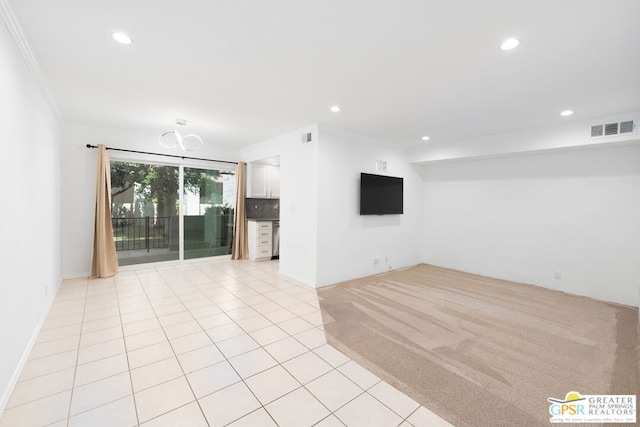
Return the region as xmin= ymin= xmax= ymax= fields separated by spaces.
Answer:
xmin=248 ymin=220 xmax=273 ymax=261
xmin=248 ymin=163 xmax=280 ymax=198
xmin=269 ymin=165 xmax=280 ymax=198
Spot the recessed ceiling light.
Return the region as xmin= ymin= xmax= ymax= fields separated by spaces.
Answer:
xmin=112 ymin=32 xmax=132 ymax=44
xmin=500 ymin=38 xmax=519 ymax=51
xmin=422 ymin=136 xmax=430 ymax=141
xmin=330 ymin=106 xmax=340 ymax=113
xmin=560 ymin=110 xmax=574 ymax=116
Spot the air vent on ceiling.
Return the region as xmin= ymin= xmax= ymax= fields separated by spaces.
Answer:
xmin=604 ymin=122 xmax=619 ymax=136
xmin=590 ymin=120 xmax=637 ymax=138
xmin=620 ymin=120 xmax=635 ymax=134
xmin=301 ymin=132 xmax=312 ymax=144
xmin=591 ymin=125 xmax=603 ymax=137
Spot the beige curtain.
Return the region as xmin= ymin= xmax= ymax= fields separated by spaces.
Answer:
xmin=231 ymin=162 xmax=248 ymax=259
xmin=89 ymin=144 xmax=119 ymax=277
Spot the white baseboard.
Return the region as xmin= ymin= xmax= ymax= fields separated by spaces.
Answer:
xmin=62 ymin=271 xmax=89 ymax=280
xmin=0 ymin=278 xmax=61 ymax=415
xmin=278 ymin=269 xmax=316 ymax=288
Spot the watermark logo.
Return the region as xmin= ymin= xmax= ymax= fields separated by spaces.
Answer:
xmin=548 ymin=391 xmax=636 ymax=423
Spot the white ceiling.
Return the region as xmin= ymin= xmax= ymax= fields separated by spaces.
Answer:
xmin=8 ymin=0 xmax=640 ymax=150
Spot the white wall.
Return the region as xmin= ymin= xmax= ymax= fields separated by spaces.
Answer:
xmin=0 ymin=20 xmax=61 ymax=412
xmin=421 ymin=143 xmax=640 ymax=307
xmin=315 ymin=126 xmax=423 ymax=287
xmin=61 ymin=125 xmax=242 ymax=278
xmin=242 ymin=125 xmax=319 ymax=286
xmin=243 ymin=125 xmax=423 ymax=288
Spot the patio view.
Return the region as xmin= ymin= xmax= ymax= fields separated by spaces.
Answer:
xmin=110 ymin=161 xmax=235 ymax=265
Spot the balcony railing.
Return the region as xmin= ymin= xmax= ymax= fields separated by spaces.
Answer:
xmin=112 ymin=216 xmax=171 ymax=252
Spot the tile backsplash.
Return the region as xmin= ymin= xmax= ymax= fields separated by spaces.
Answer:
xmin=246 ymin=198 xmax=280 ymax=219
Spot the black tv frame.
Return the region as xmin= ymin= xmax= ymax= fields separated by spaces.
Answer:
xmin=359 ymin=173 xmax=404 ymax=215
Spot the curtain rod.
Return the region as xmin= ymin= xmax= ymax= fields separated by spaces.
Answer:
xmin=85 ymin=144 xmax=238 ymax=165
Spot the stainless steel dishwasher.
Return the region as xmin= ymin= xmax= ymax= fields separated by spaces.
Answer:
xmin=272 ymin=220 xmax=280 ymax=259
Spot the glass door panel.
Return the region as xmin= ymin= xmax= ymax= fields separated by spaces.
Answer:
xmin=183 ymin=167 xmax=235 ymax=260
xmin=110 ymin=161 xmax=180 ymax=265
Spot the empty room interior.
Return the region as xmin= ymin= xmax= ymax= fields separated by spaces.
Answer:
xmin=1 ymin=1 xmax=639 ymax=426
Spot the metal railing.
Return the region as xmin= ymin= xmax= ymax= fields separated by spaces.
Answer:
xmin=112 ymin=216 xmax=171 ymax=252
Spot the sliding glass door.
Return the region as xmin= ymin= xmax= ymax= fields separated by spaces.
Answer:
xmin=110 ymin=161 xmax=234 ymax=266
xmin=183 ymin=167 xmax=235 ymax=259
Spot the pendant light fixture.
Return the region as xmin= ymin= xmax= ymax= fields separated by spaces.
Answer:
xmin=159 ymin=119 xmax=203 ymax=151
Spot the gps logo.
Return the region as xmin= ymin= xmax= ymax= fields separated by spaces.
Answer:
xmin=548 ymin=392 xmax=586 ymax=416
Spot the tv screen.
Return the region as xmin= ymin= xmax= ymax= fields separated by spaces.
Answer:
xmin=360 ymin=173 xmax=403 ymax=215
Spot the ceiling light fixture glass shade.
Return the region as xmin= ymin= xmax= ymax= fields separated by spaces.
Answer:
xmin=159 ymin=130 xmax=180 ymax=148
xmin=181 ymin=134 xmax=203 ymax=151
xmin=159 ymin=130 xmax=203 ymax=151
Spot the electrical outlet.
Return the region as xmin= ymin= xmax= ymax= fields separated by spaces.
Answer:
xmin=553 ymin=271 xmax=562 ymax=280
xmin=373 ymin=258 xmax=379 ymax=265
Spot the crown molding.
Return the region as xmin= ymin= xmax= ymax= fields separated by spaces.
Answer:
xmin=0 ymin=0 xmax=63 ymax=121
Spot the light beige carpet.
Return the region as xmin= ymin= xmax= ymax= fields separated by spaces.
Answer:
xmin=317 ymin=264 xmax=639 ymax=427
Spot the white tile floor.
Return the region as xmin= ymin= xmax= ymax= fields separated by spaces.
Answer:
xmin=0 ymin=259 xmax=453 ymax=427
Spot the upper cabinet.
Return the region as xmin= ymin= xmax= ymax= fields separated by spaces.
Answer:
xmin=269 ymin=165 xmax=280 ymax=198
xmin=248 ymin=162 xmax=280 ymax=198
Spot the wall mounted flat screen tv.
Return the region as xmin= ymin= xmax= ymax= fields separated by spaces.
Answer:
xmin=360 ymin=173 xmax=403 ymax=215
